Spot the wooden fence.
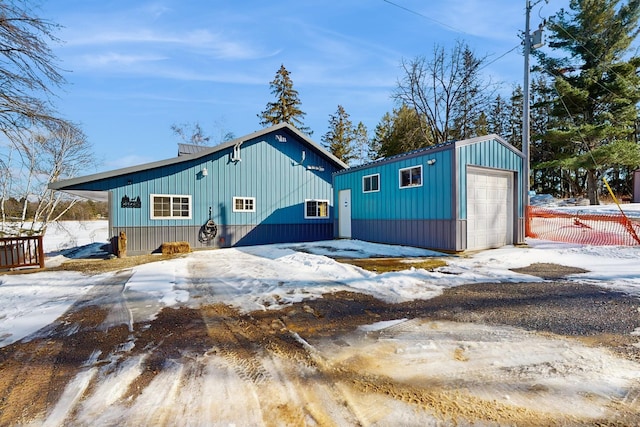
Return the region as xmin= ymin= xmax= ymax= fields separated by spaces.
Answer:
xmin=0 ymin=236 xmax=45 ymax=270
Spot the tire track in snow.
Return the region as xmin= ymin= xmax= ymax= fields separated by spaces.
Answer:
xmin=187 ymin=258 xmax=272 ymax=384
xmin=0 ymin=271 xmax=134 ymax=426
xmin=187 ymin=257 xmax=364 ymax=425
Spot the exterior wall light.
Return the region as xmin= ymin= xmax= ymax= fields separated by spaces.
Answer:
xmin=201 ymin=168 xmax=208 ymax=177
xmin=427 ymin=159 xmax=437 ymax=165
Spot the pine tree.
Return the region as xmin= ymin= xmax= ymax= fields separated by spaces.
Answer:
xmin=487 ymin=95 xmax=509 ymax=137
xmin=352 ymin=121 xmax=369 ymax=166
xmin=529 ymin=75 xmax=569 ymax=195
xmin=369 ymin=112 xmax=392 ymax=160
xmin=373 ymin=104 xmax=433 ymax=157
xmin=473 ymin=112 xmax=489 ymax=137
xmin=258 ymin=64 xmax=312 ymax=134
xmin=322 ymin=105 xmax=355 ymax=165
xmin=507 ymin=86 xmax=524 ymax=150
xmin=536 ymin=0 xmax=640 ymax=204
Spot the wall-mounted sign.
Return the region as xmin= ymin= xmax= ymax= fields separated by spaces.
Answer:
xmin=121 ymin=195 xmax=141 ymax=208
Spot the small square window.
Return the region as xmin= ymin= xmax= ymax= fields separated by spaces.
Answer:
xmin=399 ymin=165 xmax=422 ymax=188
xmin=305 ymin=199 xmax=329 ymax=219
xmin=363 ymin=174 xmax=380 ymax=193
xmin=233 ymin=197 xmax=256 ymax=212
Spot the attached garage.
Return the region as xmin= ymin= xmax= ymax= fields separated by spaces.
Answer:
xmin=333 ymin=134 xmax=525 ymax=252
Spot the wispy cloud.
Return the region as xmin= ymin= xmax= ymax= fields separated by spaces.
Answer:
xmin=80 ymin=52 xmax=167 ymax=67
xmin=65 ymin=28 xmax=269 ymax=60
xmin=262 ymin=18 xmax=402 ymax=89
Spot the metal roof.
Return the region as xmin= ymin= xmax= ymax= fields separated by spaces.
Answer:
xmin=334 ymin=133 xmax=521 ymax=175
xmin=177 ymin=143 xmax=209 ymax=156
xmin=50 ymin=123 xmax=348 ymax=190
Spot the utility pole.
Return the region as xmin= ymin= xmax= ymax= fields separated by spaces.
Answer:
xmin=523 ymin=0 xmax=544 ymax=220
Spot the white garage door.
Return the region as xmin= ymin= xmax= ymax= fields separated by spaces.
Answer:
xmin=466 ymin=168 xmax=513 ymax=251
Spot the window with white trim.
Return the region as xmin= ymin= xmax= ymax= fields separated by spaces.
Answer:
xmin=305 ymin=199 xmax=329 ymax=219
xmin=233 ymin=197 xmax=255 ymax=212
xmin=363 ymin=173 xmax=380 ymax=193
xmin=399 ymin=165 xmax=422 ymax=188
xmin=150 ymin=194 xmax=192 ymax=219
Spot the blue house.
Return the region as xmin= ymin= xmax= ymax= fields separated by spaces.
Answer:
xmin=50 ymin=123 xmax=347 ymax=255
xmin=333 ymin=134 xmax=525 ymax=252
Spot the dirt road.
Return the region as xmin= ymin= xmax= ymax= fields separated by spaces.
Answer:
xmin=1 ymin=263 xmax=640 ymax=426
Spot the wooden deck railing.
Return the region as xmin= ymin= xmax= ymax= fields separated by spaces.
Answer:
xmin=0 ymin=235 xmax=45 ymax=270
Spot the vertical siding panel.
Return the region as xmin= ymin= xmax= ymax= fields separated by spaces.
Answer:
xmin=333 ymin=136 xmax=523 ymax=252
xmin=74 ymin=128 xmax=341 ymax=253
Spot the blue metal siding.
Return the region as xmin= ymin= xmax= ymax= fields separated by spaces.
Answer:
xmin=334 ymin=135 xmax=524 ymax=251
xmin=67 ymin=131 xmax=337 ymax=231
xmin=456 ymin=138 xmax=524 ymax=219
xmin=334 ymin=148 xmax=454 ymax=221
xmin=351 ymin=219 xmax=457 ymax=251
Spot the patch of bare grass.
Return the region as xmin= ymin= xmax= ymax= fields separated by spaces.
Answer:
xmin=46 ymin=253 xmax=185 ymax=274
xmin=338 ymin=257 xmax=447 ymax=273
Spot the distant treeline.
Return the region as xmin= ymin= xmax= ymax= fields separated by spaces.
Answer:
xmin=3 ymin=199 xmax=108 ymax=221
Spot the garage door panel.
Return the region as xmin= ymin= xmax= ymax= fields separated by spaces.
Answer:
xmin=466 ymin=168 xmax=513 ymax=251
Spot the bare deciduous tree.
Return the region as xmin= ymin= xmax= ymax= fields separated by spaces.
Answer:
xmin=171 ymin=122 xmax=211 ymax=145
xmin=0 ymin=0 xmax=67 ymax=135
xmin=393 ymin=40 xmax=493 ymax=144
xmin=1 ymin=122 xmax=94 ymax=236
xmin=34 ymin=123 xmax=94 ymax=234
xmin=0 ymin=1 xmax=98 ymax=236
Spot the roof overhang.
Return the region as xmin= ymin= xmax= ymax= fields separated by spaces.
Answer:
xmin=58 ymin=189 xmax=109 ymax=202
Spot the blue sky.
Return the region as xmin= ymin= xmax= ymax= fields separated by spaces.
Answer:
xmin=38 ymin=0 xmax=569 ymax=173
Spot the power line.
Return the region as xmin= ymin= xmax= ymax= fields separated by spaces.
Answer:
xmin=383 ymin=0 xmax=524 ymax=71
xmin=480 ymin=44 xmax=522 ymax=72
xmin=382 ymin=0 xmax=468 ymax=35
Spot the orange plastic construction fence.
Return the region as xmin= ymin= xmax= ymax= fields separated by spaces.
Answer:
xmin=526 ymin=206 xmax=640 ymax=246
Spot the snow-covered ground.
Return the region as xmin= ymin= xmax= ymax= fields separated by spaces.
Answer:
xmin=3 ymin=218 xmax=639 ymax=349
xmin=1 ymin=205 xmax=640 ymax=425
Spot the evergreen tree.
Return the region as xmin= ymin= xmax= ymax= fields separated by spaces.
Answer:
xmin=487 ymin=94 xmax=510 ymax=137
xmin=529 ymin=75 xmax=569 ymax=195
xmin=473 ymin=112 xmax=489 ymax=137
xmin=507 ymin=85 xmax=524 ymax=150
xmin=352 ymin=121 xmax=370 ymax=166
xmin=374 ymin=105 xmax=432 ymax=158
xmin=369 ymin=112 xmax=392 ymax=160
xmin=536 ymin=0 xmax=640 ymax=204
xmin=321 ymin=105 xmax=355 ymax=164
xmin=258 ymin=65 xmax=312 ymax=134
